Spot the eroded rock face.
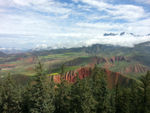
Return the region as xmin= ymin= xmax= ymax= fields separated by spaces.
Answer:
xmin=51 ymin=67 xmax=131 ymax=88
xmin=53 ymin=67 xmax=92 ymax=83
xmin=95 ymin=56 xmax=128 ymax=64
xmin=64 ymin=56 xmax=128 ymax=67
xmin=94 ymin=56 xmax=149 ymax=74
xmin=104 ymin=68 xmax=130 ymax=88
xmin=122 ymin=64 xmax=148 ymax=74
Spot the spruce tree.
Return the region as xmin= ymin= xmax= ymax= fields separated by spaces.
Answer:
xmin=0 ymin=75 xmax=22 ymax=113
xmin=54 ymin=79 xmax=71 ymax=113
xmin=54 ymin=65 xmax=71 ymax=113
xmin=91 ymin=65 xmax=110 ymax=113
xmin=70 ymin=76 xmax=96 ymax=113
xmin=129 ymin=81 xmax=141 ymax=113
xmin=109 ymin=90 xmax=116 ymax=113
xmin=115 ymin=84 xmax=130 ymax=113
xmin=0 ymin=81 xmax=3 ymax=112
xmin=28 ymin=61 xmax=55 ymax=113
xmin=138 ymin=71 xmax=150 ymax=113
xmin=21 ymin=84 xmax=32 ymax=113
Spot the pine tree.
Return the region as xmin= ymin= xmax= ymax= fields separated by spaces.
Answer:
xmin=70 ymin=75 xmax=96 ymax=113
xmin=0 ymin=81 xmax=3 ymax=112
xmin=138 ymin=71 xmax=150 ymax=113
xmin=109 ymin=90 xmax=116 ymax=113
xmin=114 ymin=83 xmax=119 ymax=113
xmin=21 ymin=84 xmax=32 ymax=113
xmin=54 ymin=79 xmax=71 ymax=113
xmin=54 ymin=65 xmax=71 ymax=113
xmin=28 ymin=61 xmax=55 ymax=113
xmin=0 ymin=75 xmax=22 ymax=113
xmin=129 ymin=81 xmax=141 ymax=113
xmin=91 ymin=65 xmax=110 ymax=113
xmin=114 ymin=84 xmax=131 ymax=113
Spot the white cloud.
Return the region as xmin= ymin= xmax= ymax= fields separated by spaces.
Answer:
xmin=76 ymin=22 xmax=124 ymax=31
xmin=134 ymin=0 xmax=150 ymax=4
xmin=108 ymin=5 xmax=146 ymax=21
xmin=0 ymin=0 xmax=71 ymax=15
xmin=85 ymin=35 xmax=150 ymax=47
xmin=73 ymin=0 xmax=147 ymax=21
xmin=0 ymin=0 xmax=150 ymax=49
xmin=0 ymin=8 xmax=6 ymax=12
xmin=13 ymin=0 xmax=49 ymax=6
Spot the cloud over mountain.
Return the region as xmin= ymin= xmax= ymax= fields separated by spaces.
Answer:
xmin=0 ymin=0 xmax=150 ymax=49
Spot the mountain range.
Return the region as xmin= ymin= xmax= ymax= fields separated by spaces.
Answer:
xmin=1 ymin=32 xmax=150 ymax=53
xmin=103 ymin=32 xmax=149 ymax=37
xmin=0 ymin=40 xmax=150 ymax=82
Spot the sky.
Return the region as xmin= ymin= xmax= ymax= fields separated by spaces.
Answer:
xmin=0 ymin=0 xmax=150 ymax=50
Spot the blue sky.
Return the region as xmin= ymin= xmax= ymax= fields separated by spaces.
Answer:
xmin=0 ymin=0 xmax=150 ymax=49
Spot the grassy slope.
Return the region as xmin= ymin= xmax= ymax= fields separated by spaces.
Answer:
xmin=0 ymin=52 xmax=89 ymax=76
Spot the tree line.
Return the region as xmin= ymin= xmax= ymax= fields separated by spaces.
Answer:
xmin=0 ymin=62 xmax=150 ymax=113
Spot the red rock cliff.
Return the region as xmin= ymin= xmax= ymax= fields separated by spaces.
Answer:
xmin=52 ymin=66 xmax=130 ymax=88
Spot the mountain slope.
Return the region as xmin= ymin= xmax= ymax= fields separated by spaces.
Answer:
xmin=51 ymin=66 xmax=132 ymax=88
xmin=0 ymin=51 xmax=7 ymax=57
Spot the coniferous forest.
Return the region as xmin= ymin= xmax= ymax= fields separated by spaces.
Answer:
xmin=0 ymin=62 xmax=150 ymax=113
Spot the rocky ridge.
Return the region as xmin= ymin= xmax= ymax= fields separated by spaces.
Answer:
xmin=52 ymin=66 xmax=131 ymax=88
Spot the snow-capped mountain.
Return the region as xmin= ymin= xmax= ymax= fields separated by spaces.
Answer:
xmin=1 ymin=32 xmax=150 ymax=53
xmin=104 ymin=32 xmax=142 ymax=37
xmin=104 ymin=33 xmax=118 ymax=36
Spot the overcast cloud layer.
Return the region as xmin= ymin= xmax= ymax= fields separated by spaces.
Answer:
xmin=0 ymin=0 xmax=150 ymax=49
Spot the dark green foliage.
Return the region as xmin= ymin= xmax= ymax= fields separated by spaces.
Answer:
xmin=54 ymin=65 xmax=71 ymax=113
xmin=138 ymin=71 xmax=150 ymax=113
xmin=70 ymin=76 xmax=97 ymax=113
xmin=114 ymin=85 xmax=130 ymax=113
xmin=0 ymin=82 xmax=2 ymax=108
xmin=0 ymin=62 xmax=150 ymax=113
xmin=129 ymin=81 xmax=141 ymax=113
xmin=114 ymin=71 xmax=150 ymax=113
xmin=27 ymin=62 xmax=55 ymax=113
xmin=91 ymin=65 xmax=110 ymax=113
xmin=21 ymin=84 xmax=31 ymax=113
xmin=0 ymin=75 xmax=22 ymax=113
xmin=54 ymin=79 xmax=71 ymax=113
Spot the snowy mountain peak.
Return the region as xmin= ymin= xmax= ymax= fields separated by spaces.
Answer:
xmin=104 ymin=32 xmax=142 ymax=37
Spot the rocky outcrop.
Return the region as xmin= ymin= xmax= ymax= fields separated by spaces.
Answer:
xmin=51 ymin=66 xmax=131 ymax=88
xmin=92 ymin=56 xmax=129 ymax=69
xmin=53 ymin=67 xmax=92 ymax=83
xmin=104 ymin=69 xmax=130 ymax=88
xmin=95 ymin=56 xmax=128 ymax=64
xmin=64 ymin=56 xmax=128 ymax=67
xmin=122 ymin=64 xmax=149 ymax=74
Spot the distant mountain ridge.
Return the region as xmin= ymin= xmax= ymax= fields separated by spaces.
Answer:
xmin=32 ymin=32 xmax=150 ymax=51
xmin=0 ymin=41 xmax=150 ymax=78
xmin=0 ymin=51 xmax=7 ymax=57
xmin=0 ymin=48 xmax=28 ymax=54
xmin=104 ymin=33 xmax=118 ymax=36
xmin=103 ymin=32 xmax=145 ymax=37
xmin=0 ymin=32 xmax=150 ymax=53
